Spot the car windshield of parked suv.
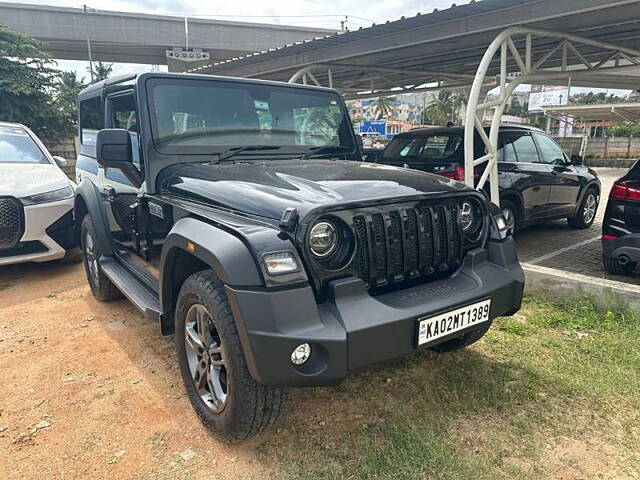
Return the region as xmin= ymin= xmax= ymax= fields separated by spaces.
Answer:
xmin=147 ymin=78 xmax=356 ymax=155
xmin=0 ymin=126 xmax=48 ymax=164
xmin=383 ymin=133 xmax=463 ymax=160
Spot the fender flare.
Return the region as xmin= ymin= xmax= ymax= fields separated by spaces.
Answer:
xmin=159 ymin=217 xmax=264 ymax=313
xmin=73 ymin=179 xmax=114 ymax=256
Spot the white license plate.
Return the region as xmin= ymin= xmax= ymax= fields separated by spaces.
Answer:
xmin=417 ymin=299 xmax=491 ymax=346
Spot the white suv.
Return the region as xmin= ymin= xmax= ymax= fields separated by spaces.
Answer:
xmin=0 ymin=122 xmax=77 ymax=265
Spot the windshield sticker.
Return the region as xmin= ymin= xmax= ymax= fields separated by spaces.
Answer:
xmin=254 ymin=100 xmax=270 ymax=110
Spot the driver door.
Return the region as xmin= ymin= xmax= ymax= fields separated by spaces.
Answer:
xmin=532 ymin=132 xmax=581 ymax=216
xmin=101 ymin=91 xmax=143 ymax=253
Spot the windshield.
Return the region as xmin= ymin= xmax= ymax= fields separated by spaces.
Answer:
xmin=147 ymin=78 xmax=356 ymax=155
xmin=0 ymin=126 xmax=48 ymax=164
xmin=383 ymin=133 xmax=463 ymax=161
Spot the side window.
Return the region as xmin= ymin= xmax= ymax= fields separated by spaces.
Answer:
xmin=510 ymin=132 xmax=540 ymax=164
xmin=79 ymin=96 xmax=104 ymax=149
xmin=108 ymin=93 xmax=140 ymax=167
xmin=498 ymin=133 xmax=518 ymax=163
xmin=533 ymin=133 xmax=565 ymax=165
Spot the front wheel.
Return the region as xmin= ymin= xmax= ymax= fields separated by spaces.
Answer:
xmin=175 ymin=270 xmax=286 ymax=442
xmin=568 ymin=189 xmax=598 ymax=229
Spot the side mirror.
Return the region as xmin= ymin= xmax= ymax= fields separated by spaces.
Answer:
xmin=570 ymin=154 xmax=583 ymax=166
xmin=96 ymin=129 xmax=133 ymax=168
xmin=96 ymin=129 xmax=141 ymax=187
xmin=52 ymin=156 xmax=67 ymax=168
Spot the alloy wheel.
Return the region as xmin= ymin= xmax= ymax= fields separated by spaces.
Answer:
xmin=184 ymin=304 xmax=227 ymax=413
xmin=583 ymin=193 xmax=597 ymax=224
xmin=84 ymin=232 xmax=99 ymax=286
xmin=502 ymin=207 xmax=516 ymax=233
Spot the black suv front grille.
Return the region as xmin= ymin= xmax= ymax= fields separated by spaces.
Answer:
xmin=352 ymin=203 xmax=462 ymax=290
xmin=0 ymin=197 xmax=24 ymax=250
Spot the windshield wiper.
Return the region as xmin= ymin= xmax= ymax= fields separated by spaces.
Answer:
xmin=211 ymin=145 xmax=280 ymax=164
xmin=300 ymin=145 xmax=351 ymax=160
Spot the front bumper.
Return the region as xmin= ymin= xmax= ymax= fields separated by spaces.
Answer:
xmin=226 ymin=237 xmax=524 ymax=388
xmin=0 ymin=198 xmax=75 ymax=266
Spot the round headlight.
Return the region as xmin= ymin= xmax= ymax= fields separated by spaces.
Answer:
xmin=461 ymin=201 xmax=475 ymax=231
xmin=309 ymin=221 xmax=338 ymax=258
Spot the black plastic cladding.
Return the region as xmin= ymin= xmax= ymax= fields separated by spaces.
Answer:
xmin=300 ymin=193 xmax=488 ymax=299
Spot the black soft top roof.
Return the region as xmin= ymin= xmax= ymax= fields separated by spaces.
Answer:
xmin=77 ymin=72 xmax=340 ymax=99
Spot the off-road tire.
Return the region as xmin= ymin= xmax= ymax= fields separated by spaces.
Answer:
xmin=430 ymin=320 xmax=493 ymax=353
xmin=80 ymin=216 xmax=122 ymax=301
xmin=603 ymin=254 xmax=636 ymax=275
xmin=175 ymin=270 xmax=286 ymax=442
xmin=568 ymin=188 xmax=598 ymax=229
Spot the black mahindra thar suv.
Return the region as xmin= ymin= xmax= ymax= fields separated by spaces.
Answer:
xmin=74 ymin=73 xmax=524 ymax=441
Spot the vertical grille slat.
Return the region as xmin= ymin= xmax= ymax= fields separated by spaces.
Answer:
xmin=352 ymin=201 xmax=466 ymax=290
xmin=0 ymin=198 xmax=24 ymax=250
xmin=388 ymin=210 xmax=404 ymax=282
xmin=404 ymin=209 xmax=420 ymax=278
xmin=353 ymin=215 xmax=370 ymax=284
xmin=371 ymin=213 xmax=388 ymax=287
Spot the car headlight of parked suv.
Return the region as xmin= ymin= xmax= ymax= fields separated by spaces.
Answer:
xmin=461 ymin=198 xmax=484 ymax=243
xmin=20 ymin=186 xmax=74 ymax=205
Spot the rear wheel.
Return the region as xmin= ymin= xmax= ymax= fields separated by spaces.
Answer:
xmin=501 ymin=199 xmax=519 ymax=235
xmin=175 ymin=270 xmax=286 ymax=442
xmin=568 ymin=189 xmax=598 ymax=229
xmin=603 ymin=254 xmax=636 ymax=275
xmin=430 ymin=320 xmax=493 ymax=353
xmin=80 ymin=216 xmax=122 ymax=301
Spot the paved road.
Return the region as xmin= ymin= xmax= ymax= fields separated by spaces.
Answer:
xmin=514 ymin=167 xmax=640 ymax=285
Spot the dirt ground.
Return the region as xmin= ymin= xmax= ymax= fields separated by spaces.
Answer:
xmin=0 ymin=261 xmax=271 ymax=480
xmin=1 ymin=260 xmax=638 ymax=480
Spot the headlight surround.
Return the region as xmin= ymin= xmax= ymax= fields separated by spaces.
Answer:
xmin=460 ymin=197 xmax=484 ymax=243
xmin=308 ymin=221 xmax=338 ymax=258
xmin=20 ymin=186 xmax=74 ymax=205
xmin=306 ymin=217 xmax=354 ymax=271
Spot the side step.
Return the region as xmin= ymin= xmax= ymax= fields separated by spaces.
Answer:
xmin=100 ymin=256 xmax=161 ymax=321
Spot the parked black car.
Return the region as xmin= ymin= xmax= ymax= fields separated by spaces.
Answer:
xmin=74 ymin=73 xmax=524 ymax=441
xmin=367 ymin=126 xmax=601 ymax=233
xmin=602 ymin=159 xmax=640 ymax=274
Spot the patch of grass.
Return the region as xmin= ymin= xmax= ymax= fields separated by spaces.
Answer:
xmin=254 ymin=295 xmax=640 ymax=479
xmin=0 ymin=283 xmax=11 ymax=291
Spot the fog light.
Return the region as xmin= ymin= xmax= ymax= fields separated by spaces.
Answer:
xmin=291 ymin=343 xmax=311 ymax=365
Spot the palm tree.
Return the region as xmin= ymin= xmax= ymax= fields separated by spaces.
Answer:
xmin=87 ymin=61 xmax=113 ymax=83
xmin=372 ymin=96 xmax=396 ymax=120
xmin=451 ymin=92 xmax=467 ymax=123
xmin=425 ymin=90 xmax=455 ymax=126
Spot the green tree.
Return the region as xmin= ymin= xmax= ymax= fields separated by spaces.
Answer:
xmin=88 ymin=61 xmax=113 ymax=83
xmin=608 ymin=123 xmax=640 ymax=137
xmin=372 ymin=96 xmax=396 ymax=120
xmin=425 ymin=90 xmax=455 ymax=125
xmin=0 ymin=23 xmax=69 ymax=142
xmin=451 ymin=92 xmax=467 ymax=123
xmin=56 ymin=71 xmax=86 ymax=131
